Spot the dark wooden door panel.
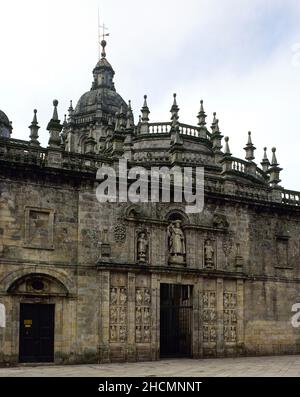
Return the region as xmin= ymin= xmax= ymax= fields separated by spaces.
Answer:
xmin=19 ymin=304 xmax=54 ymax=363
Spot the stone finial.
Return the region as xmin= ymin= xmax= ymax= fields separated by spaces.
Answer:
xmin=52 ymin=99 xmax=59 ymax=120
xmin=210 ymin=113 xmax=223 ymax=153
xmin=224 ymin=136 xmax=232 ymax=156
xmin=126 ymin=100 xmax=134 ymax=131
xmin=170 ymin=93 xmax=179 ymax=123
xmin=271 ymin=147 xmax=278 ymax=166
xmin=29 ymin=109 xmax=40 ymax=146
xmin=141 ymin=95 xmax=150 ymax=122
xmin=118 ymin=104 xmax=127 ymax=131
xmin=211 ymin=112 xmax=218 ymax=131
xmin=197 ymin=100 xmax=207 ymax=127
xmin=261 ymin=147 xmax=270 ymax=172
xmin=244 ymin=131 xmax=256 ymax=161
xmin=47 ymin=99 xmax=63 ymax=148
xmin=268 ymin=147 xmax=282 ymax=187
xmin=140 ymin=95 xmax=150 ymax=134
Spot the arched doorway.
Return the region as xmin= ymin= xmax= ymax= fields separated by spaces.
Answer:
xmin=6 ymin=272 xmax=71 ymax=363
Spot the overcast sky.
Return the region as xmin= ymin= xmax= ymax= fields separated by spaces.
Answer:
xmin=1 ymin=0 xmax=300 ymax=190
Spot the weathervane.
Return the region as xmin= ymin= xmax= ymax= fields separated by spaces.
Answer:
xmin=98 ymin=10 xmax=110 ymax=59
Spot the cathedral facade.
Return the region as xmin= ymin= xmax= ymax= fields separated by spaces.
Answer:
xmin=1 ymin=39 xmax=300 ymax=364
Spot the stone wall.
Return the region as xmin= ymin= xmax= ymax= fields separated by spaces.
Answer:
xmin=1 ymin=170 xmax=300 ymax=364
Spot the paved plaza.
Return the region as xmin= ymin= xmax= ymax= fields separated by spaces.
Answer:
xmin=1 ymin=355 xmax=300 ymax=377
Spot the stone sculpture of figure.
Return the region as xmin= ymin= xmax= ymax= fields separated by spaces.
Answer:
xmin=120 ymin=288 xmax=127 ymax=305
xmin=136 ymin=326 xmax=142 ymax=343
xmin=110 ymin=288 xmax=118 ymax=305
xmin=136 ymin=307 xmax=142 ymax=324
xmin=119 ymin=307 xmax=126 ymax=323
xmin=144 ymin=308 xmax=150 ymax=324
xmin=144 ymin=326 xmax=150 ymax=343
xmin=110 ymin=307 xmax=117 ymax=323
xmin=204 ymin=239 xmax=215 ymax=268
xmin=144 ymin=289 xmax=151 ymax=305
xmin=137 ymin=231 xmax=148 ymax=263
xmin=110 ymin=325 xmax=117 ymax=341
xmin=167 ymin=220 xmax=186 ymax=264
xmin=119 ymin=326 xmax=126 ymax=342
xmin=136 ymin=289 xmax=143 ymax=305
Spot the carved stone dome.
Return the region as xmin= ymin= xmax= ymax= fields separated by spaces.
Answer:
xmin=72 ymin=47 xmax=127 ymax=126
xmin=0 ymin=109 xmax=12 ymax=138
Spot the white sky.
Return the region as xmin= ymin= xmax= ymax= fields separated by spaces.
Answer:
xmin=1 ymin=0 xmax=300 ymax=190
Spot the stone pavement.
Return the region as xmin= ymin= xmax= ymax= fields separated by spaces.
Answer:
xmin=1 ymin=355 xmax=300 ymax=377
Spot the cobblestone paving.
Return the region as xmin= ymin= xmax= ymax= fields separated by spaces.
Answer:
xmin=1 ymin=355 xmax=300 ymax=377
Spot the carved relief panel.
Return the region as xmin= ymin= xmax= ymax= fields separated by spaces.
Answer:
xmin=202 ymin=291 xmax=217 ymax=342
xmin=109 ymin=286 xmax=128 ymax=343
xmin=223 ymin=291 xmax=237 ymax=343
xmin=24 ymin=207 xmax=55 ymax=250
xmin=135 ymin=287 xmax=151 ymax=343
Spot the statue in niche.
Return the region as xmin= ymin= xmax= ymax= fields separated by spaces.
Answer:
xmin=144 ymin=289 xmax=151 ymax=305
xmin=119 ymin=307 xmax=126 ymax=323
xmin=167 ymin=220 xmax=186 ymax=264
xmin=110 ymin=325 xmax=117 ymax=341
xmin=137 ymin=231 xmax=149 ymax=263
xmin=204 ymin=239 xmax=215 ymax=268
xmin=136 ymin=307 xmax=142 ymax=324
xmin=110 ymin=307 xmax=117 ymax=323
xmin=136 ymin=326 xmax=142 ymax=343
xmin=119 ymin=326 xmax=127 ymax=342
xmin=144 ymin=326 xmax=151 ymax=342
xmin=144 ymin=308 xmax=150 ymax=324
xmin=136 ymin=289 xmax=143 ymax=305
xmin=120 ymin=288 xmax=127 ymax=305
xmin=110 ymin=288 xmax=118 ymax=305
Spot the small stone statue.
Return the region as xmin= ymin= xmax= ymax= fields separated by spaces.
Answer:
xmin=120 ymin=288 xmax=127 ymax=305
xmin=110 ymin=325 xmax=117 ymax=341
xmin=167 ymin=220 xmax=186 ymax=264
xmin=110 ymin=288 xmax=117 ymax=305
xmin=119 ymin=326 xmax=127 ymax=342
xmin=144 ymin=308 xmax=150 ymax=324
xmin=136 ymin=326 xmax=142 ymax=343
xmin=110 ymin=307 xmax=117 ymax=323
xmin=144 ymin=289 xmax=151 ymax=305
xmin=136 ymin=289 xmax=143 ymax=305
xmin=119 ymin=307 xmax=126 ymax=323
xmin=204 ymin=239 xmax=215 ymax=268
xmin=136 ymin=307 xmax=142 ymax=323
xmin=144 ymin=326 xmax=150 ymax=343
xmin=137 ymin=231 xmax=148 ymax=263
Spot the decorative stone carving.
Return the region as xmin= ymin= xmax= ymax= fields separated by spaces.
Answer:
xmin=167 ymin=220 xmax=186 ymax=264
xmin=135 ymin=288 xmax=151 ymax=343
xmin=212 ymin=213 xmax=229 ymax=229
xmin=235 ymin=243 xmax=244 ymax=269
xmin=223 ymin=292 xmax=237 ymax=343
xmin=110 ymin=286 xmax=128 ymax=343
xmin=110 ymin=325 xmax=117 ymax=342
xmin=204 ymin=239 xmax=215 ymax=269
xmin=24 ymin=207 xmax=55 ymax=250
xmin=113 ymin=223 xmax=126 ymax=244
xmin=0 ymin=237 xmax=4 ymax=257
xmin=202 ymin=291 xmax=217 ymax=342
xmin=100 ymin=228 xmax=111 ymax=258
xmin=137 ymin=231 xmax=149 ymax=263
xmin=136 ymin=326 xmax=142 ymax=343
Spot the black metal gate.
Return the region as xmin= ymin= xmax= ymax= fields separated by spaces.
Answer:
xmin=160 ymin=284 xmax=192 ymax=357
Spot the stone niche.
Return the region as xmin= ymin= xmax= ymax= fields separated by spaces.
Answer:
xmin=24 ymin=207 xmax=55 ymax=250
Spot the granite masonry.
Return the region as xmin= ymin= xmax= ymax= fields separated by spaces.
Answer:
xmin=1 ymin=39 xmax=300 ymax=365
